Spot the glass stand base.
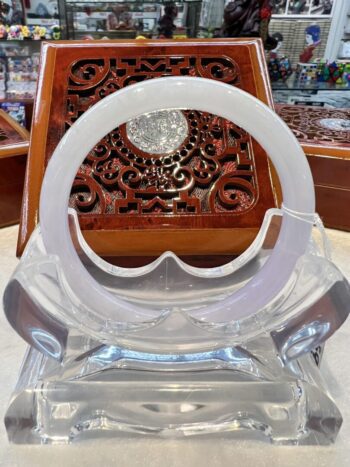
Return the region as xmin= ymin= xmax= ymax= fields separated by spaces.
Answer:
xmin=5 ymin=344 xmax=342 ymax=445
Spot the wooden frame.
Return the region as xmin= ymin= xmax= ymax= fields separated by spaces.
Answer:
xmin=18 ymin=39 xmax=278 ymax=258
xmin=277 ymin=104 xmax=350 ymax=231
xmin=0 ymin=109 xmax=29 ymax=159
xmin=0 ymin=108 xmax=29 ymax=228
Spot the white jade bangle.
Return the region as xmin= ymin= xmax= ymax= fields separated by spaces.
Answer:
xmin=40 ymin=77 xmax=315 ymax=324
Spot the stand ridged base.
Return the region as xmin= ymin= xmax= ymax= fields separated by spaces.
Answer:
xmin=5 ymin=344 xmax=342 ymax=445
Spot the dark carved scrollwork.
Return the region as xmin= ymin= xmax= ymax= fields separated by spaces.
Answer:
xmin=0 ymin=128 xmax=8 ymax=142
xmin=66 ymin=55 xmax=258 ymax=217
xmin=277 ymin=105 xmax=350 ymax=146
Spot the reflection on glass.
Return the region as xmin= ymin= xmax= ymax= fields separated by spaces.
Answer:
xmin=287 ymin=0 xmax=309 ymax=15
xmin=272 ymin=0 xmax=334 ymax=15
xmin=310 ymin=0 xmax=333 ymax=15
xmin=272 ymin=0 xmax=288 ymax=15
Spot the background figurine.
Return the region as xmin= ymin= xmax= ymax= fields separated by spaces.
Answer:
xmin=158 ymin=2 xmax=178 ymax=38
xmin=268 ymin=58 xmax=280 ymax=81
xmin=221 ymin=0 xmax=260 ymax=37
xmin=299 ymin=24 xmax=321 ymax=63
xmin=272 ymin=0 xmax=287 ymax=14
xmin=316 ymin=60 xmax=329 ymax=82
xmin=290 ymin=0 xmax=307 ymax=14
xmin=269 ymin=32 xmax=284 ymax=59
xmin=268 ymin=33 xmax=292 ymax=82
xmin=322 ymin=0 xmax=333 ymax=14
xmin=107 ymin=4 xmax=134 ymax=31
xmin=259 ymin=0 xmax=276 ymax=49
xmin=328 ymin=61 xmax=343 ymax=84
xmin=219 ymin=0 xmax=277 ymax=50
xmin=21 ymin=25 xmax=31 ymax=39
xmin=7 ymin=24 xmax=20 ymax=39
xmin=0 ymin=23 xmax=7 ymax=39
xmin=38 ymin=26 xmax=47 ymax=39
xmin=32 ymin=25 xmax=41 ymax=40
xmin=50 ymin=24 xmax=61 ymax=40
xmin=343 ymin=63 xmax=350 ymax=85
xmin=278 ymin=56 xmax=293 ymax=81
xmin=0 ymin=0 xmax=11 ymax=24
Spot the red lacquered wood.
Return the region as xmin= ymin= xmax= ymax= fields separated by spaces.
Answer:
xmin=18 ymin=39 xmax=278 ymax=257
xmin=277 ymin=104 xmax=350 ymax=231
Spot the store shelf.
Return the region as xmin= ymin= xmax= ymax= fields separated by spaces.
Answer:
xmin=64 ymin=0 xmax=188 ymax=3
xmin=272 ymin=79 xmax=350 ymax=91
xmin=72 ymin=30 xmax=138 ymax=39
xmin=0 ymin=98 xmax=34 ymax=103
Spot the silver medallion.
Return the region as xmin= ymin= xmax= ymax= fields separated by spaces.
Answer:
xmin=126 ymin=109 xmax=188 ymax=155
xmin=318 ymin=118 xmax=350 ymax=132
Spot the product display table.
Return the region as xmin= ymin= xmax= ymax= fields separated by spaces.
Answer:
xmin=1 ymin=224 xmax=350 ymax=466
xmin=277 ymin=105 xmax=350 ymax=231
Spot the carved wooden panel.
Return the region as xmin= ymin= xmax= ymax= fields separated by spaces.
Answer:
xmin=19 ymin=40 xmax=277 ymax=257
xmin=277 ymin=104 xmax=350 ymax=232
xmin=66 ymin=56 xmax=258 ymax=219
xmin=276 ymin=105 xmax=350 ymax=149
xmin=70 ymin=114 xmax=257 ymax=218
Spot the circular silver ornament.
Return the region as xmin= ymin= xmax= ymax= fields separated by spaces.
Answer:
xmin=318 ymin=118 xmax=350 ymax=132
xmin=126 ymin=109 xmax=188 ymax=155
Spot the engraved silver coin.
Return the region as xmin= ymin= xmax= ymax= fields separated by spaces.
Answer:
xmin=126 ymin=109 xmax=188 ymax=155
xmin=318 ymin=118 xmax=350 ymax=131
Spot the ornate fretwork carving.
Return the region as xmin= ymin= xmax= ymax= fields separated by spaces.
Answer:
xmin=277 ymin=105 xmax=350 ymax=147
xmin=0 ymin=128 xmax=8 ymax=142
xmin=70 ymin=111 xmax=256 ymax=215
xmin=66 ymin=55 xmax=259 ymax=217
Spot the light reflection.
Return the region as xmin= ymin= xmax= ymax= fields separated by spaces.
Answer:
xmin=31 ymin=328 xmax=62 ymax=359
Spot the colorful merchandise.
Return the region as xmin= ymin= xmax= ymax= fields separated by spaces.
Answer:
xmin=32 ymin=25 xmax=42 ymax=40
xmin=268 ymin=56 xmax=293 ymax=82
xmin=0 ymin=101 xmax=26 ymax=127
xmin=296 ymin=62 xmax=318 ymax=83
xmin=268 ymin=32 xmax=293 ymax=82
xmin=316 ymin=60 xmax=350 ymax=85
xmin=21 ymin=25 xmax=31 ymax=39
xmin=7 ymin=24 xmax=21 ymax=40
xmin=0 ymin=23 xmax=7 ymax=39
xmin=0 ymin=24 xmax=57 ymax=40
xmin=50 ymin=24 xmax=61 ymax=40
xmin=328 ymin=61 xmax=344 ymax=84
xmin=6 ymin=55 xmax=40 ymax=99
xmin=343 ymin=63 xmax=350 ymax=84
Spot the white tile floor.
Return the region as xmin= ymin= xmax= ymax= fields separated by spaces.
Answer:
xmin=0 ymin=225 xmax=350 ymax=466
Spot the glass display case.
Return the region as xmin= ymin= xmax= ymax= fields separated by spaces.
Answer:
xmin=0 ymin=41 xmax=40 ymax=127
xmin=0 ymin=0 xmax=348 ymax=121
xmin=59 ymin=0 xmax=202 ymax=40
xmin=0 ymin=42 xmax=40 ymax=91
xmin=64 ymin=1 xmax=161 ymax=39
xmin=268 ymin=0 xmax=350 ymax=106
xmin=24 ymin=0 xmax=60 ymax=29
xmin=272 ymin=0 xmax=335 ymax=16
xmin=0 ymin=0 xmax=60 ymax=126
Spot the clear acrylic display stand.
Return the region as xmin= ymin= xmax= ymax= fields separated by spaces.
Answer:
xmin=3 ymin=77 xmax=350 ymax=445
